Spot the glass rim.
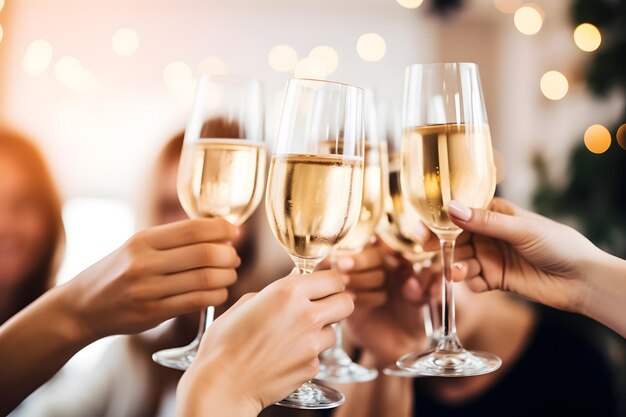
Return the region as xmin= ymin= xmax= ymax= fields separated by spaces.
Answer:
xmin=289 ymin=77 xmax=365 ymax=93
xmin=406 ymin=62 xmax=478 ymax=70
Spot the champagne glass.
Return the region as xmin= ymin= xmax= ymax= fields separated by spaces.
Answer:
xmin=376 ymin=102 xmax=440 ymax=377
xmin=316 ymin=92 xmax=386 ymax=384
xmin=265 ymin=78 xmax=365 ymax=409
xmin=397 ymin=63 xmax=501 ymax=377
xmin=153 ymin=75 xmax=265 ymax=370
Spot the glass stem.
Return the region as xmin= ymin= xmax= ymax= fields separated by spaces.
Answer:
xmin=421 ymin=304 xmax=433 ymax=339
xmin=438 ymin=238 xmax=462 ymax=352
xmin=194 ymin=306 xmax=215 ymax=341
xmin=331 ymin=323 xmax=343 ymax=351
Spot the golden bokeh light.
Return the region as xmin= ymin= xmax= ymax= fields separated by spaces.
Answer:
xmin=574 ymin=23 xmax=601 ymax=52
xmin=163 ymin=61 xmax=193 ymax=93
xmin=584 ymin=124 xmax=611 ymax=154
xmin=0 ymin=24 xmax=3 ymax=44
xmin=540 ymin=71 xmax=569 ymax=100
xmin=23 ymin=39 xmax=54 ymax=75
xmin=308 ymin=45 xmax=338 ymax=76
xmin=617 ymin=124 xmax=626 ymax=150
xmin=0 ymin=0 xmax=4 ymax=12
xmin=293 ymin=57 xmax=327 ymax=79
xmin=54 ymin=56 xmax=97 ymax=93
xmin=514 ymin=4 xmax=543 ymax=35
xmin=268 ymin=45 xmax=298 ymax=72
xmin=197 ymin=56 xmax=227 ymax=75
xmin=396 ymin=0 xmax=423 ymax=9
xmin=493 ymin=0 xmax=522 ymax=13
xmin=112 ymin=28 xmax=139 ymax=57
xmin=357 ymin=33 xmax=386 ymax=62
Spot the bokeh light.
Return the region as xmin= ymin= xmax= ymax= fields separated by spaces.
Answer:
xmin=22 ymin=39 xmax=54 ymax=75
xmin=617 ymin=124 xmax=626 ymax=150
xmin=514 ymin=4 xmax=543 ymax=35
xmin=493 ymin=0 xmax=522 ymax=13
xmin=396 ymin=0 xmax=423 ymax=9
xmin=308 ymin=45 xmax=339 ymax=76
xmin=0 ymin=0 xmax=4 ymax=12
xmin=163 ymin=61 xmax=193 ymax=93
xmin=197 ymin=56 xmax=227 ymax=75
xmin=268 ymin=44 xmax=298 ymax=72
xmin=584 ymin=124 xmax=611 ymax=154
xmin=540 ymin=71 xmax=568 ymax=100
xmin=54 ymin=56 xmax=98 ymax=93
xmin=293 ymin=57 xmax=327 ymax=79
xmin=0 ymin=24 xmax=3 ymax=43
xmin=574 ymin=23 xmax=601 ymax=52
xmin=357 ymin=33 xmax=386 ymax=62
xmin=112 ymin=28 xmax=140 ymax=57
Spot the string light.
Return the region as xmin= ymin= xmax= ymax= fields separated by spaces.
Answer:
xmin=574 ymin=23 xmax=601 ymax=52
xmin=492 ymin=0 xmax=522 ymax=13
xmin=268 ymin=45 xmax=298 ymax=72
xmin=514 ymin=4 xmax=543 ymax=35
xmin=112 ymin=28 xmax=140 ymax=57
xmin=163 ymin=61 xmax=193 ymax=93
xmin=23 ymin=39 xmax=53 ymax=75
xmin=357 ymin=33 xmax=386 ymax=62
xmin=396 ymin=0 xmax=423 ymax=9
xmin=584 ymin=124 xmax=611 ymax=154
xmin=540 ymin=71 xmax=568 ymax=100
xmin=617 ymin=124 xmax=626 ymax=150
xmin=308 ymin=45 xmax=338 ymax=76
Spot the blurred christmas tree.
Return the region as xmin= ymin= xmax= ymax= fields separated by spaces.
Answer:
xmin=533 ymin=0 xmax=626 ymax=258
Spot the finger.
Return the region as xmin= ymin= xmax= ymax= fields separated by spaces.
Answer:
xmin=447 ymin=200 xmax=535 ymax=246
xmin=451 ymin=259 xmax=481 ymax=282
xmin=346 ymin=269 xmax=385 ymax=291
xmin=402 ymin=277 xmax=424 ymax=302
xmin=290 ymin=270 xmax=346 ymax=300
xmin=352 ymin=290 xmax=387 ymax=308
xmin=144 ymin=218 xmax=239 ymax=250
xmin=311 ymin=292 xmax=355 ymax=326
xmin=156 ymin=243 xmax=241 ymax=273
xmin=319 ymin=325 xmax=337 ymax=353
xmin=421 ymin=234 xmax=440 ymax=252
xmin=453 ymin=244 xmax=474 ymax=261
xmin=145 ymin=268 xmax=238 ymax=298
xmin=464 ymin=276 xmax=491 ymax=293
xmin=157 ymin=288 xmax=230 ymax=318
xmin=334 ymin=246 xmax=383 ymax=272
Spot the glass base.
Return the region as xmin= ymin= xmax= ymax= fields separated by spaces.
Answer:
xmin=152 ymin=338 xmax=199 ymax=371
xmin=276 ymin=381 xmax=345 ymax=409
xmin=382 ymin=363 xmax=425 ymax=378
xmin=316 ymin=348 xmax=378 ymax=384
xmin=397 ymin=348 xmax=502 ymax=377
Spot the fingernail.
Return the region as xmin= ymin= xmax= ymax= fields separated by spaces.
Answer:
xmin=453 ymin=263 xmax=464 ymax=270
xmin=448 ymin=200 xmax=472 ymax=221
xmin=336 ymin=257 xmax=355 ymax=271
xmin=414 ymin=223 xmax=429 ymax=240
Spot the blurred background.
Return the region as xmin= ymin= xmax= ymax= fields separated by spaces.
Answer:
xmin=0 ymin=0 xmax=625 ymax=413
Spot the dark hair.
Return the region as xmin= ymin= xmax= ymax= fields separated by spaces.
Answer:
xmin=0 ymin=129 xmax=65 ymax=323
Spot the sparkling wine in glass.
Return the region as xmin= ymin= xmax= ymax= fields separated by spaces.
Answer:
xmin=316 ymin=93 xmax=386 ymax=384
xmin=397 ymin=63 xmax=501 ymax=377
xmin=152 ymin=75 xmax=265 ymax=370
xmin=265 ymin=78 xmax=365 ymax=409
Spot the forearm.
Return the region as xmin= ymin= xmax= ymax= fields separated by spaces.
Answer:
xmin=334 ymin=351 xmax=413 ymax=417
xmin=0 ymin=286 xmax=93 ymax=414
xmin=580 ymin=253 xmax=626 ymax=338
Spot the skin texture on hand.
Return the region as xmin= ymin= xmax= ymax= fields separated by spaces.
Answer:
xmin=445 ymin=198 xmax=626 ymax=337
xmin=0 ymin=218 xmax=240 ymax=415
xmin=176 ymin=270 xmax=354 ymax=417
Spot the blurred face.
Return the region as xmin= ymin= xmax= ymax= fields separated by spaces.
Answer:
xmin=0 ymin=154 xmax=49 ymax=289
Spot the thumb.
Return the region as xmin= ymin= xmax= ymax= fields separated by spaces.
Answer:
xmin=447 ymin=200 xmax=533 ymax=246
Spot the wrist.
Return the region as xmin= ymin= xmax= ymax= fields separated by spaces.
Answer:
xmin=177 ymin=352 xmax=262 ymax=417
xmin=52 ymin=283 xmax=99 ymax=346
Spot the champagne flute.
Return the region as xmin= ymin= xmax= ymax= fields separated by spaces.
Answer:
xmin=153 ymin=75 xmax=265 ymax=370
xmin=397 ymin=63 xmax=501 ymax=377
xmin=376 ymin=103 xmax=440 ymax=377
xmin=316 ymin=92 xmax=386 ymax=384
xmin=265 ymin=78 xmax=365 ymax=409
